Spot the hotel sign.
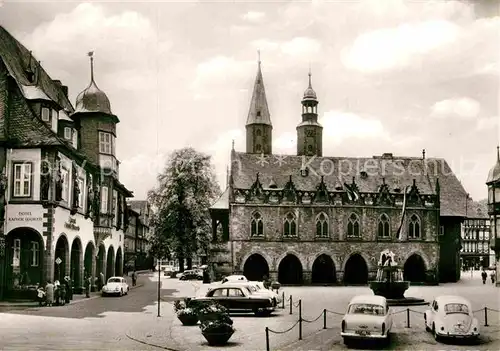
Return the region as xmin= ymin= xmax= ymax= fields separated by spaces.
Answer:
xmin=7 ymin=211 xmax=43 ymax=223
xmin=64 ymin=217 xmax=80 ymax=231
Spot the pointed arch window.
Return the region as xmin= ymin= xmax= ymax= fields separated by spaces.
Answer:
xmin=256 ymin=129 xmax=262 ymax=136
xmin=315 ymin=212 xmax=329 ymax=238
xmin=283 ymin=212 xmax=297 ymax=237
xmin=378 ymin=214 xmax=390 ymax=238
xmin=408 ymin=214 xmax=421 ymax=239
xmin=251 ymin=212 xmax=264 ymax=237
xmin=347 ymin=213 xmax=360 ymax=237
xmin=255 ymin=144 xmax=262 ymax=153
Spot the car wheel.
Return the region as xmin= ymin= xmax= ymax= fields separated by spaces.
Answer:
xmin=432 ymin=324 xmax=439 ymax=342
xmin=424 ymin=315 xmax=431 ymax=332
xmin=343 ymin=337 xmax=351 ymax=347
xmin=272 ymin=298 xmax=277 ymax=307
xmin=102 ymin=292 xmax=106 ymax=297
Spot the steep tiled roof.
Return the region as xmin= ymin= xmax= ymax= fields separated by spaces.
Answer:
xmin=128 ymin=200 xmax=147 ymax=212
xmin=231 ymin=152 xmax=469 ymax=217
xmin=0 ymin=26 xmax=74 ymax=112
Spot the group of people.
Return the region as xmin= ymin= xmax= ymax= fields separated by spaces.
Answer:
xmin=38 ymin=276 xmax=73 ymax=307
xmin=481 ymin=270 xmax=495 ymax=284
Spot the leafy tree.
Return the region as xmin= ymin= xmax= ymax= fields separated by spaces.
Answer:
xmin=148 ymin=147 xmax=221 ymax=271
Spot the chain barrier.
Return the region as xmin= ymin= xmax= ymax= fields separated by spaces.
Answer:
xmin=267 ymin=320 xmax=300 ymax=335
xmin=487 ymin=307 xmax=500 ymax=313
xmin=302 ymin=311 xmax=324 ymax=323
xmin=325 ymin=309 xmax=344 ymax=316
xmin=408 ymin=309 xmax=424 ymax=315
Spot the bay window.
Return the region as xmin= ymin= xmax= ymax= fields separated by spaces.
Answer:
xmin=99 ymin=131 xmax=115 ymax=155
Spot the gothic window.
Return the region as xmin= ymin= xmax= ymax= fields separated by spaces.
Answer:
xmin=250 ymin=212 xmax=264 ymax=237
xmin=256 ymin=129 xmax=262 ymax=137
xmin=256 ymin=111 xmax=261 ymax=117
xmin=347 ymin=213 xmax=360 ymax=237
xmin=377 ymin=214 xmax=390 ymax=238
xmin=256 ymin=144 xmax=262 ymax=152
xmin=315 ymin=212 xmax=329 ymax=238
xmin=283 ymin=212 xmax=297 ymax=237
xmin=307 ymin=145 xmax=313 ymax=153
xmin=408 ymin=214 xmax=421 ymax=239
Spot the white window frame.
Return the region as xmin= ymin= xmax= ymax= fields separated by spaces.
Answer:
xmin=51 ymin=109 xmax=58 ymax=122
xmin=99 ymin=131 xmax=114 ymax=155
xmin=31 ymin=241 xmax=39 ymax=267
xmin=72 ymin=128 xmax=78 ymax=147
xmin=41 ymin=107 xmax=50 ymax=122
xmin=100 ymin=186 xmax=109 ymax=213
xmin=13 ymin=163 xmax=32 ymax=197
xmin=13 ymin=239 xmax=21 ymax=261
xmin=64 ymin=127 xmax=72 ymax=140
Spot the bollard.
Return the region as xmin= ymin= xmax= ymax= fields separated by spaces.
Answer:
xmin=282 ymin=291 xmax=285 ymax=309
xmin=299 ymin=299 xmax=302 ymax=340
xmin=290 ymin=295 xmax=293 ymax=315
xmin=484 ymin=307 xmax=489 ymax=326
xmin=323 ymin=308 xmax=327 ymax=329
xmin=265 ymin=327 xmax=270 ymax=351
xmin=406 ymin=308 xmax=410 ymax=328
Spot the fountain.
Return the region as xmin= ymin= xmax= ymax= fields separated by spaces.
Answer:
xmin=369 ymin=250 xmax=427 ymax=306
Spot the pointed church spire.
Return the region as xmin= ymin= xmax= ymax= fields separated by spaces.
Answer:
xmin=246 ymin=54 xmax=271 ymax=126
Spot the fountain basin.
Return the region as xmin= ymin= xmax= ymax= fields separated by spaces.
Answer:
xmin=369 ymin=280 xmax=409 ymax=299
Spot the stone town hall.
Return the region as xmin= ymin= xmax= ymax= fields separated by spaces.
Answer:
xmin=209 ymin=61 xmax=469 ymax=285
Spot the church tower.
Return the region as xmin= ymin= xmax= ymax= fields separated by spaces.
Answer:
xmin=246 ymin=57 xmax=272 ymax=154
xmin=297 ymin=72 xmax=322 ymax=157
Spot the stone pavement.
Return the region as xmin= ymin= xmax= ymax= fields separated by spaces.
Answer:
xmin=127 ymin=275 xmax=500 ymax=351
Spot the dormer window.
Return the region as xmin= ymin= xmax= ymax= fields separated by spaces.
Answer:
xmin=99 ymin=131 xmax=115 ymax=155
xmin=64 ymin=127 xmax=72 ymax=140
xmin=41 ymin=107 xmax=50 ymax=122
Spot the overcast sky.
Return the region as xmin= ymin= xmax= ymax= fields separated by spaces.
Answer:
xmin=0 ymin=0 xmax=498 ymax=201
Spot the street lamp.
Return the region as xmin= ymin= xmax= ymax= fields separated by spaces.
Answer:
xmin=486 ymin=146 xmax=500 ymax=287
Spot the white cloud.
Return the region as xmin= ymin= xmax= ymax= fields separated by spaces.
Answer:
xmin=342 ymin=20 xmax=459 ymax=73
xmin=431 ymin=97 xmax=481 ymax=119
xmin=241 ymin=11 xmax=266 ymax=23
xmin=281 ymin=37 xmax=321 ymax=57
xmin=273 ymin=132 xmax=297 ymax=153
xmin=250 ymin=38 xmax=280 ymax=52
xmin=191 ymin=56 xmax=252 ymax=92
xmin=320 ymin=111 xmax=389 ymax=143
xmin=477 ymin=116 xmax=499 ymax=131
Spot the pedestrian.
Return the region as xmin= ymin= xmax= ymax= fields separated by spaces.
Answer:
xmin=491 ymin=271 xmax=495 ymax=284
xmin=58 ymin=281 xmax=66 ymax=306
xmin=481 ymin=270 xmax=487 ymax=284
xmin=99 ymin=272 xmax=105 ymax=291
xmin=45 ymin=280 xmax=54 ymax=307
xmin=85 ymin=275 xmax=91 ymax=298
xmin=132 ymin=270 xmax=137 ymax=287
xmin=63 ymin=276 xmax=71 ymax=303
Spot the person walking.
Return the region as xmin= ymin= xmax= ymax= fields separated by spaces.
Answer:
xmin=63 ymin=276 xmax=71 ymax=304
xmin=491 ymin=271 xmax=495 ymax=284
xmin=132 ymin=270 xmax=137 ymax=287
xmin=481 ymin=270 xmax=487 ymax=284
xmin=45 ymin=281 xmax=54 ymax=307
xmin=85 ymin=275 xmax=91 ymax=298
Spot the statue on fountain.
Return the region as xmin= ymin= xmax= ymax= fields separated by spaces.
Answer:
xmin=369 ymin=250 xmax=409 ymax=300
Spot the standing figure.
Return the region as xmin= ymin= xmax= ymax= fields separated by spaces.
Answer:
xmin=64 ymin=276 xmax=71 ymax=303
xmin=481 ymin=270 xmax=487 ymax=284
xmin=491 ymin=271 xmax=495 ymax=284
xmin=132 ymin=270 xmax=137 ymax=286
xmin=99 ymin=272 xmax=105 ymax=291
xmin=45 ymin=281 xmax=54 ymax=307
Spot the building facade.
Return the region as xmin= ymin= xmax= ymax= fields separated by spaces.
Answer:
xmin=124 ymin=200 xmax=151 ymax=271
xmin=209 ymin=61 xmax=469 ymax=285
xmin=461 ymin=201 xmax=493 ymax=270
xmin=0 ymin=27 xmax=133 ymax=298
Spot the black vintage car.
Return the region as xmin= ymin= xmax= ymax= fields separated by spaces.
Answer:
xmin=195 ymin=284 xmax=275 ymax=316
xmin=179 ymin=270 xmax=203 ymax=281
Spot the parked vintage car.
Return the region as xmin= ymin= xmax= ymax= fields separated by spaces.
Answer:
xmin=221 ymin=281 xmax=281 ymax=306
xmin=341 ymin=295 xmax=392 ymax=345
xmin=424 ymin=295 xmax=480 ymax=341
xmin=221 ymin=275 xmax=248 ymax=283
xmin=178 ymin=270 xmax=203 ymax=281
xmin=102 ymin=277 xmax=129 ymax=297
xmin=195 ymin=283 xmax=275 ymax=316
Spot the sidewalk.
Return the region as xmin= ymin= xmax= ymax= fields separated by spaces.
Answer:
xmin=0 ymin=273 xmax=147 ymax=309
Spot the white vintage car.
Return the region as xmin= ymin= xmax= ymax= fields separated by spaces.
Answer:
xmin=341 ymin=295 xmax=392 ymax=345
xmin=424 ymin=295 xmax=480 ymax=341
xmin=221 ymin=281 xmax=281 ymax=305
xmin=102 ymin=277 xmax=129 ymax=297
